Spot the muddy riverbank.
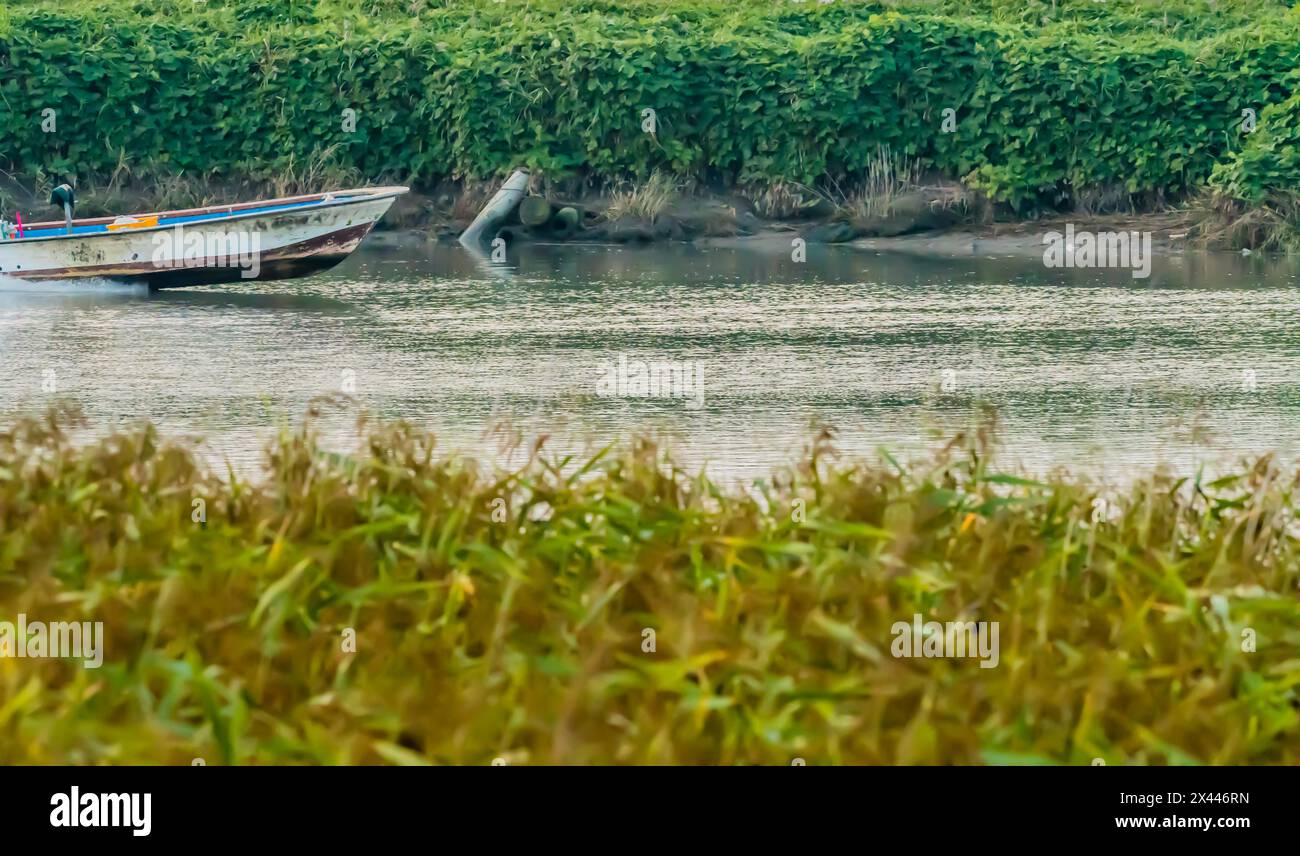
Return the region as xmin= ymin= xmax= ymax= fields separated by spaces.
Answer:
xmin=0 ymin=171 xmax=1234 ymax=259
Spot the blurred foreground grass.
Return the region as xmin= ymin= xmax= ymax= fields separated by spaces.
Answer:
xmin=0 ymin=403 xmax=1297 ymax=765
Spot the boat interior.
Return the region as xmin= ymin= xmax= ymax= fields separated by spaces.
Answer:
xmin=1 ymin=188 xmax=388 ymax=242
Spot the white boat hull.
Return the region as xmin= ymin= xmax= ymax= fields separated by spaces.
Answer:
xmin=0 ymin=187 xmax=405 ymax=288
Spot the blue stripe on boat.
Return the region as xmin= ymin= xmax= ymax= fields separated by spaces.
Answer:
xmin=20 ymin=193 xmax=366 ymax=239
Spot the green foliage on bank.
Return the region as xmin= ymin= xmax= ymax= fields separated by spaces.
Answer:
xmin=1211 ymin=88 xmax=1300 ymax=205
xmin=0 ymin=0 xmax=1298 ymax=211
xmin=1 ymin=405 xmax=1298 ymax=764
xmin=1200 ymin=88 xmax=1300 ymax=251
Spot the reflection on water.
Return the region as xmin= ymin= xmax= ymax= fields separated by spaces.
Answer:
xmin=3 ymin=238 xmax=1300 ymax=483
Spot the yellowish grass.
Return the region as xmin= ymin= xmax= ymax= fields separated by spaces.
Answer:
xmin=0 ymin=404 xmax=1296 ymax=765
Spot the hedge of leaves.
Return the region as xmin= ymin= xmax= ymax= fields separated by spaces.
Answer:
xmin=1210 ymin=87 xmax=1300 ymax=205
xmin=1 ymin=0 xmax=1298 ymax=210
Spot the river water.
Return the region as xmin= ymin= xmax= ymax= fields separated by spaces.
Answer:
xmin=3 ymin=237 xmax=1300 ymax=483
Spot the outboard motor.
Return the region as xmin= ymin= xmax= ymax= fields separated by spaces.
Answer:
xmin=51 ymin=184 xmax=76 ymax=235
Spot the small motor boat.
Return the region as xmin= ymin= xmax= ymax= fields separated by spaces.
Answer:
xmin=0 ymin=185 xmax=407 ymax=288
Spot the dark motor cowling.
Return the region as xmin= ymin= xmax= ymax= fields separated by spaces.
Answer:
xmin=50 ymin=183 xmax=76 ymax=234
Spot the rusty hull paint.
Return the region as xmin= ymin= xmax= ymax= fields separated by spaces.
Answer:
xmin=8 ymin=222 xmax=377 ymax=286
xmin=37 ymin=223 xmax=375 ymax=288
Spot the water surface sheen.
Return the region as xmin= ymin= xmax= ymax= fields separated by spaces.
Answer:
xmin=3 ymin=240 xmax=1299 ymax=483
